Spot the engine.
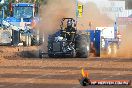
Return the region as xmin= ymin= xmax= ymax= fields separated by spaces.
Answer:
xmin=48 ymin=33 xmax=76 ymax=57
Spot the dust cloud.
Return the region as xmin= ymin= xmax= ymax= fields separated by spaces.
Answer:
xmin=77 ymin=2 xmax=114 ymax=30
xmin=38 ymin=1 xmax=114 ymax=52
xmin=38 ymin=1 xmax=113 ymax=34
xmin=37 ymin=1 xmax=113 ymax=51
xmin=38 ymin=0 xmax=75 ymax=33
xmin=37 ymin=0 xmax=76 ymax=51
xmin=37 ymin=0 xmax=132 ymax=58
xmin=117 ymin=24 xmax=132 ymax=58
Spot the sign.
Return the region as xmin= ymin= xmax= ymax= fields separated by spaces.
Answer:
xmin=102 ymin=7 xmax=123 ymax=12
xmin=78 ymin=4 xmax=83 ymax=17
xmin=96 ymin=27 xmax=115 ymax=39
xmin=102 ymin=1 xmax=125 ymax=13
xmin=100 ymin=1 xmax=132 ymax=19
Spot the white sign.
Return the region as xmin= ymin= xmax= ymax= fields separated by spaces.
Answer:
xmin=99 ymin=1 xmax=132 ymax=20
xmin=96 ymin=27 xmax=115 ymax=39
xmin=102 ymin=1 xmax=125 ymax=13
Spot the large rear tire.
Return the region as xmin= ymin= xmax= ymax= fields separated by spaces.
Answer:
xmin=76 ymin=34 xmax=90 ymax=58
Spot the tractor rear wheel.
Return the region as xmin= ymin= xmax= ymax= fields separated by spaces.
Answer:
xmin=76 ymin=34 xmax=90 ymax=58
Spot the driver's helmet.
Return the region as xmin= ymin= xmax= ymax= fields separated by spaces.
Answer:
xmin=67 ymin=20 xmax=72 ymax=27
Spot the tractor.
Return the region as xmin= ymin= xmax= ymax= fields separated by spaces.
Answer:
xmin=0 ymin=1 xmax=43 ymax=46
xmin=40 ymin=18 xmax=90 ymax=58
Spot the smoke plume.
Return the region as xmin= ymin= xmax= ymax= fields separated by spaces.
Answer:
xmin=38 ymin=0 xmax=76 ymax=51
xmin=38 ymin=0 xmax=127 ymax=56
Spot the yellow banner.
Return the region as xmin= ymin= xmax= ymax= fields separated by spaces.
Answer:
xmin=78 ymin=4 xmax=83 ymax=17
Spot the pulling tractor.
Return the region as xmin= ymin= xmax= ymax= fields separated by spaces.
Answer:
xmin=40 ymin=18 xmax=119 ymax=58
xmin=40 ymin=18 xmax=91 ymax=58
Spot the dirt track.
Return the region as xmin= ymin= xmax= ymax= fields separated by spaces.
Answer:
xmin=0 ymin=46 xmax=131 ymax=88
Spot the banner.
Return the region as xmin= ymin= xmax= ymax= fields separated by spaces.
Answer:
xmin=78 ymin=4 xmax=83 ymax=17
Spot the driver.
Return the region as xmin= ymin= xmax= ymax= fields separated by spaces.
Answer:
xmin=65 ymin=19 xmax=76 ymax=41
